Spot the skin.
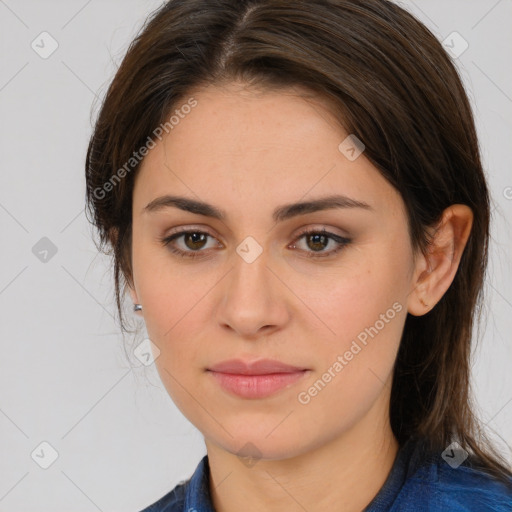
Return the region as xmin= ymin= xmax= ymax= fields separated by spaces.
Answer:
xmin=127 ymin=81 xmax=473 ymax=512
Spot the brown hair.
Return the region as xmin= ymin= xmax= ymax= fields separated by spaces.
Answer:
xmin=85 ymin=0 xmax=512 ymax=483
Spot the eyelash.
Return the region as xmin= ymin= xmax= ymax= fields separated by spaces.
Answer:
xmin=159 ymin=228 xmax=351 ymax=260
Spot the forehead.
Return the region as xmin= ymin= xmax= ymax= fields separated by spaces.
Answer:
xmin=134 ymin=82 xmax=404 ymax=221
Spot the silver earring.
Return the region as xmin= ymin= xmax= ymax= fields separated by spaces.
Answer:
xmin=133 ymin=304 xmax=142 ymax=312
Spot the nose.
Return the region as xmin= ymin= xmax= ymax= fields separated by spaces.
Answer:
xmin=215 ymin=248 xmax=291 ymax=339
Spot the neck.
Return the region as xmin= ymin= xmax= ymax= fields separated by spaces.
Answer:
xmin=205 ymin=395 xmax=399 ymax=512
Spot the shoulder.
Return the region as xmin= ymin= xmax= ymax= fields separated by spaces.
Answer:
xmin=395 ymin=454 xmax=512 ymax=511
xmin=433 ymin=462 xmax=512 ymax=511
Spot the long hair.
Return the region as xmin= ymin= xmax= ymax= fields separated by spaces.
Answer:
xmin=85 ymin=0 xmax=512 ymax=483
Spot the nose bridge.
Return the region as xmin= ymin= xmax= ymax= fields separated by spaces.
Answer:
xmin=228 ymin=240 xmax=274 ymax=305
xmin=217 ymin=239 xmax=287 ymax=335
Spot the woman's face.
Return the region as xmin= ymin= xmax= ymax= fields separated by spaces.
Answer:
xmin=129 ymin=82 xmax=420 ymax=460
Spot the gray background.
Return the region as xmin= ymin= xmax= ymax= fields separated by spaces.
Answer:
xmin=0 ymin=1 xmax=511 ymax=510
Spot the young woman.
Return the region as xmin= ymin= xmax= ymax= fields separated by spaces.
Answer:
xmin=85 ymin=0 xmax=512 ymax=510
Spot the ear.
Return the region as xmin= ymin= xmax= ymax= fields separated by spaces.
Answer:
xmin=407 ymin=204 xmax=473 ymax=316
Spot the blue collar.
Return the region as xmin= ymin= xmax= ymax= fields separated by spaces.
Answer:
xmin=183 ymin=455 xmax=214 ymax=512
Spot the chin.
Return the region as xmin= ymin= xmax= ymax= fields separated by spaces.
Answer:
xmin=207 ymin=426 xmax=313 ymax=463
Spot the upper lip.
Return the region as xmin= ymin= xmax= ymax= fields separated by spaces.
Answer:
xmin=207 ymin=358 xmax=308 ymax=375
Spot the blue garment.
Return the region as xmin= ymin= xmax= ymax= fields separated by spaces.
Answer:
xmin=140 ymin=437 xmax=512 ymax=511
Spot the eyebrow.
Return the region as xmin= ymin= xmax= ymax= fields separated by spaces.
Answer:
xmin=143 ymin=194 xmax=374 ymax=222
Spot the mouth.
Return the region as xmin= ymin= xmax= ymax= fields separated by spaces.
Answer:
xmin=206 ymin=358 xmax=310 ymax=399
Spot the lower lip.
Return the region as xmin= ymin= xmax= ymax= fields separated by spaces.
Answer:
xmin=208 ymin=370 xmax=309 ymax=399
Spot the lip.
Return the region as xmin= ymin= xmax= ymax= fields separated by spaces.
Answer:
xmin=208 ymin=358 xmax=307 ymax=375
xmin=207 ymin=358 xmax=310 ymax=399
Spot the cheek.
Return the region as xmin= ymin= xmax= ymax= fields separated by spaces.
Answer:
xmin=139 ymin=273 xmax=209 ymax=417
xmin=313 ymin=276 xmax=405 ymax=383
xmin=295 ymin=275 xmax=406 ymax=431
xmin=132 ymin=232 xmax=203 ymax=335
xmin=131 ymin=239 xmax=207 ymax=400
xmin=301 ymin=241 xmax=410 ymax=397
xmin=302 ymin=245 xmax=409 ymax=344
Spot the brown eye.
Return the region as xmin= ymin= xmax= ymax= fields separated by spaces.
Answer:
xmin=160 ymin=230 xmax=221 ymax=259
xmin=182 ymin=232 xmax=208 ymax=250
xmin=305 ymin=232 xmax=330 ymax=252
xmin=291 ymin=229 xmax=351 ymax=259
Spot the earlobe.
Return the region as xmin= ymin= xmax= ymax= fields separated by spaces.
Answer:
xmin=407 ymin=204 xmax=473 ymax=317
xmin=126 ymin=282 xmax=143 ymax=316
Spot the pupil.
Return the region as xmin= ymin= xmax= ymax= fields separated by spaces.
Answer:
xmin=186 ymin=232 xmax=206 ymax=249
xmin=309 ymin=234 xmax=327 ymax=251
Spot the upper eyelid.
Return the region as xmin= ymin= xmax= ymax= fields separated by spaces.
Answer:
xmin=164 ymin=225 xmax=346 ymax=239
